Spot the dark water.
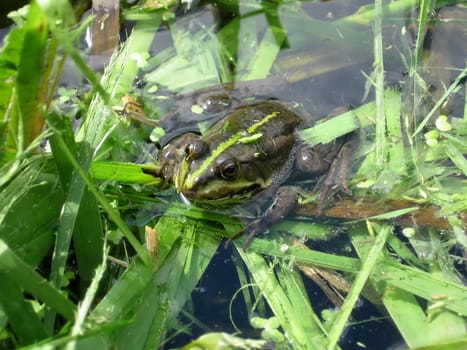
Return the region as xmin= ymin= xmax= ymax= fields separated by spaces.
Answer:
xmin=164 ymin=243 xmax=405 ymax=350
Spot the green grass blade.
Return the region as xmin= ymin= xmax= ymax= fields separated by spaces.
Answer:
xmin=76 ymin=217 xmax=219 ymax=349
xmin=374 ymin=260 xmax=467 ymax=316
xmin=116 ymin=220 xmax=219 ymax=349
xmin=327 ymin=223 xmax=391 ymax=350
xmin=0 ymin=240 xmax=75 ymax=321
xmin=243 ymin=237 xmax=360 ymax=273
xmin=350 ymin=223 xmax=467 ymax=317
xmin=413 ymin=66 xmax=467 ymax=136
xmin=16 ymin=1 xmax=48 ymax=150
xmin=37 ymin=0 xmax=110 ymax=104
xmin=0 ymin=272 xmax=47 ymax=345
xmin=48 ymin=130 xmax=150 ymax=265
xmin=240 ymin=3 xmax=285 ymax=81
xmin=47 ymin=112 xmax=104 ymax=283
xmin=382 ymin=273 xmax=467 ymax=348
xmin=237 ymin=249 xmax=327 ymax=349
xmin=66 ymin=244 xmax=109 ymax=350
xmin=372 ymin=0 xmax=386 ymax=167
xmin=90 ymin=161 xmax=159 ymax=184
xmin=445 ymin=143 xmax=467 ymax=176
xmin=0 ymin=156 xmax=61 ymax=266
xmin=83 ymin=260 xmax=155 ymax=326
xmin=382 ymin=288 xmax=431 ymax=348
xmin=72 ymin=190 xmax=105 ymax=283
xmin=0 ymin=27 xmax=22 ymax=159
xmin=45 ymin=13 xmax=159 ymax=328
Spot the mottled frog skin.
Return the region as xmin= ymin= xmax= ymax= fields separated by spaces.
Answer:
xmin=154 ymin=100 xmax=355 ymax=249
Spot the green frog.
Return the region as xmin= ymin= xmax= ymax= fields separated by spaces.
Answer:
xmin=152 ymin=99 xmax=356 ymax=249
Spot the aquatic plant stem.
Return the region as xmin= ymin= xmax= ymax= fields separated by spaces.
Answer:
xmin=373 ymin=0 xmax=386 ymax=166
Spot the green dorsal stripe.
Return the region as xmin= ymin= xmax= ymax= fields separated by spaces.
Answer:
xmin=247 ymin=111 xmax=279 ymax=133
xmin=186 ymin=111 xmax=280 ymax=185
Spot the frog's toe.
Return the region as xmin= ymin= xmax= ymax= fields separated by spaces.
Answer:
xmin=242 ymin=230 xmax=258 ymax=251
xmin=228 ymin=219 xmax=267 ymax=251
xmin=240 ymin=220 xmax=265 ymax=251
xmin=316 ymin=178 xmax=351 ymax=213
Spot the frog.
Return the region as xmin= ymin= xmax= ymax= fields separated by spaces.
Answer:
xmin=151 ymin=99 xmax=357 ymax=250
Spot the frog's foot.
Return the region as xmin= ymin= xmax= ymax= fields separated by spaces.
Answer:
xmin=314 ymin=135 xmax=358 ymax=213
xmin=230 ymin=186 xmax=299 ymax=250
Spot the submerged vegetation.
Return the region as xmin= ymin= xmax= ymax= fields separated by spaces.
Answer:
xmin=0 ymin=0 xmax=466 ymax=349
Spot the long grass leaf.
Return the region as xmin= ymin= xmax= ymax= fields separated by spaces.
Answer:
xmin=300 ymin=90 xmax=400 ymax=146
xmin=0 ymin=27 xmax=22 ymax=159
xmin=16 ymin=1 xmax=48 ymax=149
xmin=112 ymin=219 xmax=218 ymax=349
xmin=46 ymin=14 xmax=158 ymax=328
xmin=238 ymin=249 xmax=327 ymax=349
xmin=445 ymin=143 xmax=467 ymax=176
xmin=0 ymin=157 xmax=60 ymax=266
xmin=382 ymin=288 xmax=430 ymax=348
xmin=244 ymin=237 xmax=360 ymax=273
xmin=373 ymin=260 xmax=467 ymax=316
xmin=327 ymin=223 xmax=391 ymax=350
xmin=0 ymin=272 xmax=47 ymax=345
xmin=373 ymin=0 xmax=386 ymax=167
xmin=66 ymin=244 xmax=108 ymax=350
xmin=0 ymin=240 xmax=75 ymax=321
xmin=49 ymin=131 xmax=150 ymax=264
xmin=90 ymin=161 xmax=159 ymax=184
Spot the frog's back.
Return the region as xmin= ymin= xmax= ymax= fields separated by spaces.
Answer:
xmin=213 ymin=101 xmax=302 ymax=136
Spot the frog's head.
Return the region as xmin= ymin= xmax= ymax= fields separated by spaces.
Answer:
xmin=170 ymin=101 xmax=300 ymax=204
xmin=174 ymin=138 xmax=268 ymax=204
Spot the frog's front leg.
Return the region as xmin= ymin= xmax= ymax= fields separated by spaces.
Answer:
xmin=234 ymin=186 xmax=299 ymax=250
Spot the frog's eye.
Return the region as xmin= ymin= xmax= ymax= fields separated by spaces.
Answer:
xmin=217 ymin=159 xmax=239 ymax=181
xmin=185 ymin=141 xmax=207 ymax=161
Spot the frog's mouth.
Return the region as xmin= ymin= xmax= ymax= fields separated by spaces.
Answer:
xmin=181 ymin=183 xmax=263 ymax=204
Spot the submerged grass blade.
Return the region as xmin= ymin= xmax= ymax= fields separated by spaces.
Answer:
xmin=243 ymin=236 xmax=360 ymax=273
xmin=348 ymin=220 xmax=467 ymax=348
xmin=382 ymin=288 xmax=430 ymax=348
xmin=413 ymin=66 xmax=467 ymax=136
xmin=327 ymin=223 xmax=391 ymax=350
xmin=373 ymin=0 xmax=386 ymax=167
xmin=382 ymin=269 xmax=467 ymax=348
xmin=241 ymin=5 xmax=284 ymax=81
xmin=374 ymin=260 xmax=467 ymax=316
xmin=445 ymin=143 xmax=467 ymax=176
xmin=237 ymin=248 xmax=328 ymax=349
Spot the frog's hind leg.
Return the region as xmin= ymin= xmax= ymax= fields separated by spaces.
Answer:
xmin=314 ymin=133 xmax=359 ymax=212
